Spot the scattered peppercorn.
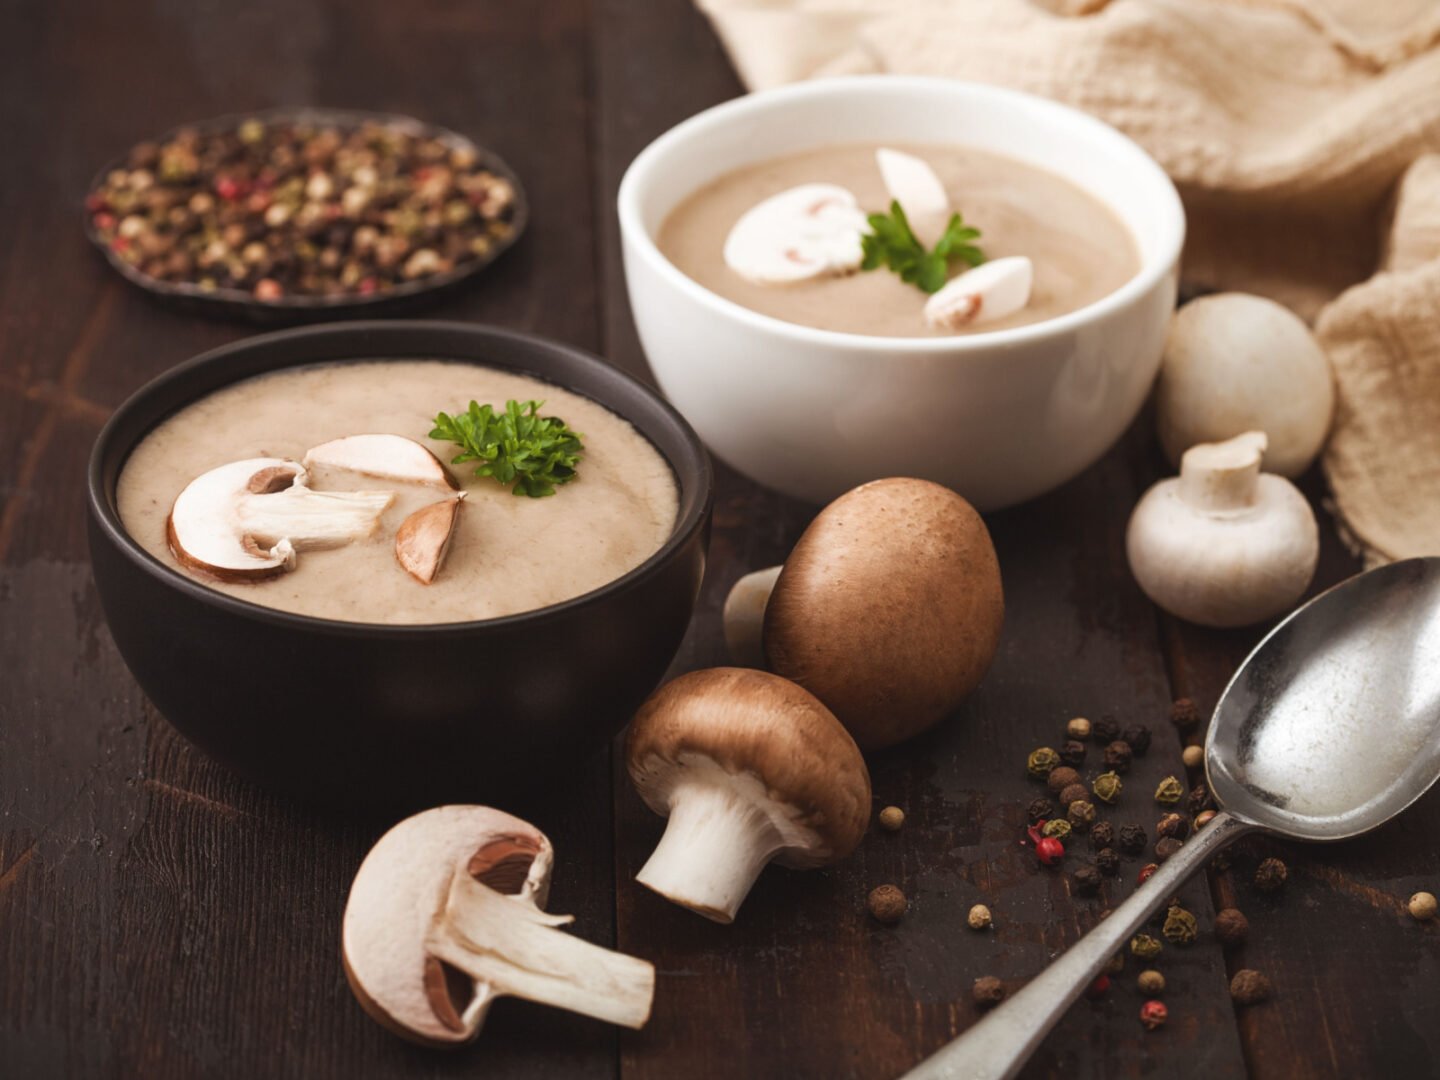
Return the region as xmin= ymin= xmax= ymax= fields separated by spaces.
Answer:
xmin=1182 ymin=745 xmax=1204 ymax=769
xmin=1156 ymin=813 xmax=1190 ymax=840
xmin=1229 ymin=969 xmax=1273 ymax=1006
xmin=1042 ymin=818 xmax=1073 ymax=843
xmin=1118 ymin=823 xmax=1147 ymax=854
xmin=1060 ymin=740 xmax=1087 ymax=767
xmin=1214 ymin=908 xmax=1249 ymax=945
xmin=1254 ymin=857 xmax=1288 ymax=893
xmin=1170 ymin=698 xmax=1201 ymax=729
xmin=1085 ymin=973 xmax=1111 ymax=999
xmin=1092 ymin=771 xmax=1123 ymax=805
xmin=1137 ymin=969 xmax=1166 ymax=995
xmin=1067 ymin=717 xmax=1092 ymax=740
xmin=1122 ymin=725 xmax=1152 ymax=755
xmin=1073 ymin=866 xmax=1102 ymax=896
xmin=867 ymin=884 xmax=907 ymax=923
xmin=1068 ymin=800 xmax=1097 ymax=831
xmin=1155 ymin=776 xmax=1185 ymax=805
xmin=973 ymin=976 xmax=1006 ymax=1007
xmin=1187 ymin=783 xmax=1213 ymax=815
xmin=1103 ymin=740 xmax=1134 ymax=774
xmin=1046 ymin=766 xmax=1081 ymax=795
xmin=1105 ymin=951 xmax=1125 ymax=974
xmin=1154 ymin=838 xmax=1183 ymax=862
xmin=1140 ymin=1000 xmax=1169 ymax=1030
xmin=1096 ymin=848 xmax=1121 ymax=876
xmin=1194 ymin=810 xmax=1217 ymax=829
xmin=878 ymin=806 xmax=905 ymax=831
xmin=1410 ymin=891 xmax=1438 ymax=921
xmin=1131 ymin=933 xmax=1163 ymax=960
xmin=1027 ymin=797 xmax=1054 ymax=821
xmin=1093 ymin=718 xmax=1122 ymax=743
xmin=1162 ymin=905 xmax=1198 ymax=944
xmin=1137 ymin=863 xmax=1159 ymax=885
xmin=1027 ymin=747 xmax=1061 ymax=779
xmin=1059 ymin=782 xmax=1089 ymax=808
xmin=1091 ymin=821 xmax=1116 ymax=849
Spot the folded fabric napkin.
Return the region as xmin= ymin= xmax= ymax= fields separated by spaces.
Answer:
xmin=695 ymin=0 xmax=1440 ymax=564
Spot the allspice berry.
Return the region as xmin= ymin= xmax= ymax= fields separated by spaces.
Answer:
xmin=973 ymin=975 xmax=1006 ymax=1007
xmin=1060 ymin=740 xmax=1087 ymax=767
xmin=1155 ymin=837 xmax=1183 ymax=863
xmin=1229 ymin=969 xmax=1273 ymax=1006
xmin=1170 ymin=697 xmax=1200 ymax=729
xmin=1096 ymin=848 xmax=1121 ymax=876
xmin=1409 ymin=891 xmax=1438 ymax=921
xmin=1091 ymin=821 xmax=1116 ymax=849
xmin=1182 ymin=745 xmax=1204 ymax=769
xmin=1059 ymin=782 xmax=1089 ymax=808
xmin=1254 ymin=857 xmax=1288 ymax=893
xmin=1117 ymin=823 xmax=1147 ymax=854
xmin=1103 ymin=740 xmax=1134 ymax=773
xmin=1214 ymin=907 xmax=1249 ymax=945
xmin=1122 ymin=725 xmax=1152 ymax=756
xmin=1162 ymin=905 xmax=1198 ymax=945
xmin=1092 ymin=771 xmax=1123 ymax=805
xmin=1155 ymin=776 xmax=1185 ymax=805
xmin=868 ymin=884 xmax=907 ymax=924
xmin=1027 ymin=797 xmax=1054 ymax=821
xmin=1027 ymin=747 xmax=1061 ymax=779
xmin=1073 ymin=865 xmax=1102 ymax=896
xmin=1137 ymin=969 xmax=1166 ymax=995
xmin=1067 ymin=717 xmax=1092 ymax=740
xmin=878 ymin=806 xmax=906 ymax=831
xmin=1130 ymin=933 xmax=1163 ymax=960
xmin=1047 ymin=766 xmax=1081 ymax=795
xmin=1068 ymin=800 xmax=1098 ymax=831
xmin=968 ymin=903 xmax=992 ymax=930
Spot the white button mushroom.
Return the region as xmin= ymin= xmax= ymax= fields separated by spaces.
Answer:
xmin=1126 ymin=431 xmax=1319 ymax=628
xmin=626 ymin=668 xmax=871 ymax=924
xmin=723 ymin=478 xmax=1004 ymax=751
xmin=303 ymin=433 xmax=459 ymax=489
xmin=923 ymin=257 xmax=1033 ymax=330
xmin=876 ymin=147 xmax=951 ymax=248
xmin=723 ymin=183 xmax=869 ymax=285
xmin=342 ymin=806 xmax=654 ymax=1048
xmin=1156 ymin=293 xmax=1335 ymax=478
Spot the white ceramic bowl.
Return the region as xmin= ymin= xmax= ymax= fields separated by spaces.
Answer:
xmin=618 ymin=76 xmax=1185 ymax=510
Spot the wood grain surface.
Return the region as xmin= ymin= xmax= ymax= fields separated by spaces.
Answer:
xmin=2 ymin=1 xmax=1437 ymax=1078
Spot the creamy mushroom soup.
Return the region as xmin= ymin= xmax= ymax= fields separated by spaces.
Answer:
xmin=118 ymin=360 xmax=679 ymax=624
xmin=657 ymin=143 xmax=1141 ymax=338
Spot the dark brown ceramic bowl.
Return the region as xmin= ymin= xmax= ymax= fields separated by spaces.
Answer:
xmin=87 ymin=322 xmax=711 ymax=808
xmin=83 ymin=108 xmax=527 ymax=324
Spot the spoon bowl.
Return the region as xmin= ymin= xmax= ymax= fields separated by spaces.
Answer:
xmin=905 ymin=558 xmax=1440 ymax=1080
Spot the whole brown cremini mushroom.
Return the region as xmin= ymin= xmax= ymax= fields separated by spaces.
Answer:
xmin=724 ymin=478 xmax=1003 ymax=750
xmin=626 ymin=667 xmax=871 ymax=923
xmin=342 ymin=806 xmax=653 ymax=1048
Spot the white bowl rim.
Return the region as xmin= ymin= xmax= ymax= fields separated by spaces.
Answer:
xmin=618 ymin=75 xmax=1186 ymax=355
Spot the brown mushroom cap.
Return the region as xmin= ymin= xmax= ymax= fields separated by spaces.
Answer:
xmin=763 ymin=477 xmax=1003 ymax=750
xmin=626 ymin=667 xmax=870 ymax=865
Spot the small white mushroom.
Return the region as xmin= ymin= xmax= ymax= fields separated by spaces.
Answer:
xmin=395 ymin=495 xmax=465 ymax=584
xmin=1126 ymin=431 xmax=1319 ymax=628
xmin=1156 ymin=293 xmax=1335 ymax=477
xmin=721 ymin=565 xmax=782 ymax=669
xmin=924 ymin=257 xmax=1033 ymax=330
xmin=343 ymin=806 xmax=654 ymax=1048
xmin=723 ymin=183 xmax=869 ymax=285
xmin=876 ymin=148 xmax=951 ymax=248
xmin=303 ymin=433 xmax=458 ymax=489
xmin=626 ymin=668 xmax=871 ymax=924
xmin=167 ymin=458 xmax=392 ymax=582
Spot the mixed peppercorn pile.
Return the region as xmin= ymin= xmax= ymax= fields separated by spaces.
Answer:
xmin=86 ymin=117 xmax=518 ymax=301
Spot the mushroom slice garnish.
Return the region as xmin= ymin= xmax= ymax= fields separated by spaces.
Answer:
xmin=167 ymin=458 xmax=393 ymax=582
xmin=303 ymin=433 xmax=458 ymax=489
xmin=723 ymin=183 xmax=870 ymax=285
xmin=876 ymin=148 xmax=952 ymax=248
xmin=342 ymin=806 xmax=654 ymax=1048
xmin=395 ymin=494 xmax=465 ymax=585
xmin=924 ymin=256 xmax=1033 ymax=330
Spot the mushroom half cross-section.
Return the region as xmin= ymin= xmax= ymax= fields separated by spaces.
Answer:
xmin=342 ymin=806 xmax=654 ymax=1047
xmin=626 ymin=667 xmax=871 ymax=924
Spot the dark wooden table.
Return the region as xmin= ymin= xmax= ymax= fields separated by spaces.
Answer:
xmin=3 ymin=2 xmax=1438 ymax=1077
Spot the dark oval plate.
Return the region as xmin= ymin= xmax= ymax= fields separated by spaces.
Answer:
xmin=82 ymin=107 xmax=529 ymax=324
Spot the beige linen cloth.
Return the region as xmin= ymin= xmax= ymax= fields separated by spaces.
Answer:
xmin=696 ymin=0 xmax=1440 ymax=564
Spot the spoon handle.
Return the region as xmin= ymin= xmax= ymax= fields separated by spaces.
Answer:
xmin=900 ymin=810 xmax=1255 ymax=1080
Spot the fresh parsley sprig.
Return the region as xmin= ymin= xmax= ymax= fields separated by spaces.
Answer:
xmin=860 ymin=201 xmax=985 ymax=294
xmin=430 ymin=399 xmax=584 ymax=498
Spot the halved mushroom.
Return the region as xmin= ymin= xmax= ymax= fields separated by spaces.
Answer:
xmin=395 ymin=495 xmax=465 ymax=584
xmin=876 ymin=148 xmax=951 ymax=248
xmin=304 ymin=433 xmax=458 ymax=489
xmin=343 ymin=805 xmax=654 ymax=1048
xmin=722 ymin=478 xmax=1004 ymax=750
xmin=167 ymin=458 xmax=393 ymax=582
xmin=723 ymin=183 xmax=870 ymax=285
xmin=626 ymin=668 xmax=871 ymax=924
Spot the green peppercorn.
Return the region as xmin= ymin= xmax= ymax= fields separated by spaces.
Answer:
xmin=1027 ymin=747 xmax=1061 ymax=779
xmin=1130 ymin=933 xmax=1163 ymax=960
xmin=1155 ymin=776 xmax=1185 ymax=805
xmin=1162 ymin=905 xmax=1198 ymax=944
xmin=1092 ymin=771 xmax=1123 ymax=804
xmin=1041 ymin=818 xmax=1073 ymax=842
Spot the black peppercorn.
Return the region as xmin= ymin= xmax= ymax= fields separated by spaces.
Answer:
xmin=1073 ymin=866 xmax=1102 ymax=896
xmin=1096 ymin=848 xmax=1121 ymax=876
xmin=1156 ymin=812 xmax=1190 ymax=840
xmin=1117 ymin=823 xmax=1147 ymax=855
xmin=1187 ymin=783 xmax=1213 ymax=815
xmin=1214 ymin=908 xmax=1248 ymax=945
xmin=1121 ymin=724 xmax=1152 ymax=755
xmin=1093 ymin=718 xmax=1122 ymax=743
xmin=1027 ymin=797 xmax=1053 ymax=821
xmin=1060 ymin=740 xmax=1087 ymax=767
xmin=1254 ymin=857 xmax=1288 ymax=893
xmin=1103 ymin=740 xmax=1134 ymax=773
xmin=1154 ymin=837 xmax=1183 ymax=862
xmin=1170 ymin=698 xmax=1201 ymax=729
xmin=1091 ymin=821 xmax=1116 ymax=849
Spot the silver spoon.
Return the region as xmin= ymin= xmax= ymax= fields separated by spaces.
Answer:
xmin=903 ymin=557 xmax=1440 ymax=1080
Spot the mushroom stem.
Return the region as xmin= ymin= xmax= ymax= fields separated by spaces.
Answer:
xmin=1177 ymin=431 xmax=1267 ymax=514
xmin=722 ymin=565 xmax=782 ymax=668
xmin=429 ymin=871 xmax=653 ymax=1030
xmin=636 ymin=774 xmax=786 ymax=924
